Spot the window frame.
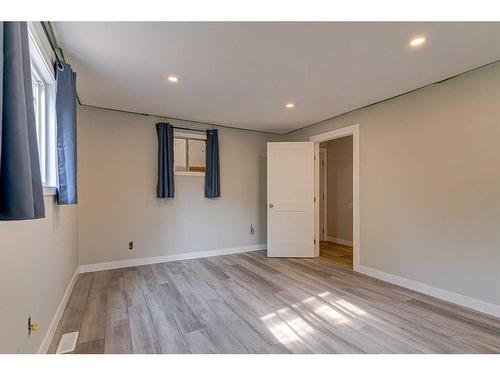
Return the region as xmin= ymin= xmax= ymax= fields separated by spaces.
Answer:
xmin=28 ymin=23 xmax=57 ymax=191
xmin=173 ymin=131 xmax=207 ymax=177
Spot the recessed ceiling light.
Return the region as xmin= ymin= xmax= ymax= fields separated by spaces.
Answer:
xmin=409 ymin=36 xmax=426 ymax=47
xmin=285 ymin=103 xmax=295 ymax=109
xmin=167 ymin=75 xmax=179 ymax=83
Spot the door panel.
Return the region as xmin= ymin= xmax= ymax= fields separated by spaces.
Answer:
xmin=267 ymin=142 xmax=315 ymax=257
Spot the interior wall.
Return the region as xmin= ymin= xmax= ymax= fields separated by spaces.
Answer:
xmin=324 ymin=136 xmax=353 ymax=243
xmin=0 ymin=198 xmax=78 ymax=353
xmin=77 ymin=106 xmax=279 ymax=266
xmin=285 ymin=61 xmax=500 ymax=307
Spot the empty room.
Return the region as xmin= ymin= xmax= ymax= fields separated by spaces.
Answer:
xmin=1 ymin=2 xmax=500 ymax=372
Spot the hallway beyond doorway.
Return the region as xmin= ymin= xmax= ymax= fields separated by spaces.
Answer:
xmin=320 ymin=241 xmax=353 ymax=269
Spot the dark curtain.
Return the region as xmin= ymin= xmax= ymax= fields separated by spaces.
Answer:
xmin=156 ymin=122 xmax=174 ymax=198
xmin=205 ymin=129 xmax=220 ymax=198
xmin=0 ymin=23 xmax=3 ymax=168
xmin=0 ymin=22 xmax=45 ymax=220
xmin=55 ymin=61 xmax=77 ymax=204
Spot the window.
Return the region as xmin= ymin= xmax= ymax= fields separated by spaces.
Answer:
xmin=173 ymin=131 xmax=206 ymax=176
xmin=31 ymin=65 xmax=46 ymax=178
xmin=28 ymin=23 xmax=57 ymax=188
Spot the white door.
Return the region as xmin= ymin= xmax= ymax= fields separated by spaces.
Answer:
xmin=267 ymin=142 xmax=315 ymax=257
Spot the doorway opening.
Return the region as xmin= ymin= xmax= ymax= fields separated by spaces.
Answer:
xmin=310 ymin=124 xmax=359 ymax=270
xmin=319 ymin=136 xmax=353 ymax=268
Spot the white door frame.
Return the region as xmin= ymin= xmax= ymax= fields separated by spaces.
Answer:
xmin=310 ymin=123 xmax=360 ymax=271
xmin=319 ymin=148 xmax=328 ymax=241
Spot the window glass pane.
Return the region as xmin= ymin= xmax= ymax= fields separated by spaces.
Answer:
xmin=174 ymin=138 xmax=187 ymax=171
xmin=29 ymin=29 xmax=55 ymax=187
xmin=31 ymin=71 xmax=46 ymax=184
xmin=32 ymin=79 xmax=39 ymax=131
xmin=188 ymin=139 xmax=206 ymax=172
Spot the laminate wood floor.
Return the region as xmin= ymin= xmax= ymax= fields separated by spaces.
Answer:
xmin=48 ymin=251 xmax=500 ymax=354
xmin=320 ymin=241 xmax=353 ymax=269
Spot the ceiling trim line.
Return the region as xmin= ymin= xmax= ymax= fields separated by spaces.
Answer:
xmin=49 ymin=22 xmax=500 ymax=136
xmin=79 ymin=103 xmax=283 ymax=135
xmin=282 ymin=56 xmax=500 ymax=135
xmin=48 ymin=22 xmax=282 ymax=135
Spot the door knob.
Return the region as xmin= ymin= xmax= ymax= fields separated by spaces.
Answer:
xmin=269 ymin=203 xmax=274 ymax=208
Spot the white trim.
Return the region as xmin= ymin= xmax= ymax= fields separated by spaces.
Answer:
xmin=310 ymin=125 xmax=358 ymax=142
xmin=174 ymin=171 xmax=205 ymax=177
xmin=314 ymin=143 xmax=320 ymax=256
xmin=79 ymin=244 xmax=266 ymax=273
xmin=356 ymin=265 xmax=500 ymax=319
xmin=27 ymin=22 xmax=56 ymax=81
xmin=38 ymin=267 xmax=80 ymax=354
xmin=29 ymin=26 xmax=57 ymax=188
xmin=174 ymin=130 xmax=207 ymax=140
xmin=326 ymin=236 xmax=353 ymax=247
xmin=319 ymin=148 xmax=328 ymax=241
xmin=310 ymin=123 xmax=360 ymax=270
xmin=38 ymin=244 xmax=266 ymax=353
xmin=43 ymin=186 xmax=57 ymax=197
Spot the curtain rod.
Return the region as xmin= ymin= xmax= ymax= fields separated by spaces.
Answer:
xmin=40 ymin=21 xmax=64 ymax=69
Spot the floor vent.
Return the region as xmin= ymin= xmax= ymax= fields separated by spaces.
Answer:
xmin=56 ymin=331 xmax=79 ymax=354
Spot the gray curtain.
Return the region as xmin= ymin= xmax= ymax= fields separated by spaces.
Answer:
xmin=0 ymin=22 xmax=45 ymax=220
xmin=55 ymin=61 xmax=77 ymax=204
xmin=205 ymin=129 xmax=220 ymax=198
xmin=156 ymin=122 xmax=174 ymax=198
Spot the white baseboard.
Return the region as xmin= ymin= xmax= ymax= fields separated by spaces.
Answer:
xmin=38 ymin=244 xmax=266 ymax=353
xmin=79 ymin=244 xmax=267 ymax=273
xmin=43 ymin=244 xmax=499 ymax=357
xmin=356 ymin=265 xmax=500 ymax=319
xmin=38 ymin=267 xmax=80 ymax=354
xmin=326 ymin=236 xmax=353 ymax=247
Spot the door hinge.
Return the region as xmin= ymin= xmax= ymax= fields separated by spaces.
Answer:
xmin=314 ymin=197 xmax=316 ymax=203
xmin=314 ymin=239 xmax=316 ymax=245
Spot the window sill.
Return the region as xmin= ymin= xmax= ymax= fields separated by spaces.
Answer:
xmin=43 ymin=186 xmax=57 ymax=196
xmin=174 ymin=171 xmax=205 ymax=177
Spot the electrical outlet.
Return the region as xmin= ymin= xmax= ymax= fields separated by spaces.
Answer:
xmin=128 ymin=241 xmax=134 ymax=250
xmin=27 ymin=316 xmax=38 ymax=337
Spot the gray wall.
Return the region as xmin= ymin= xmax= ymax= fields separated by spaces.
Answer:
xmin=0 ymin=198 xmax=78 ymax=353
xmin=77 ymin=106 xmax=279 ymax=266
xmin=286 ymin=62 xmax=500 ymax=306
xmin=324 ymin=136 xmax=353 ymax=242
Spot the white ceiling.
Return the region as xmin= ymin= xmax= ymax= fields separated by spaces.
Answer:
xmin=53 ymin=22 xmax=500 ymax=134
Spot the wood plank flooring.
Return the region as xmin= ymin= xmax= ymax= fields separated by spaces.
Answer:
xmin=48 ymin=251 xmax=500 ymax=354
xmin=320 ymin=241 xmax=353 ymax=269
